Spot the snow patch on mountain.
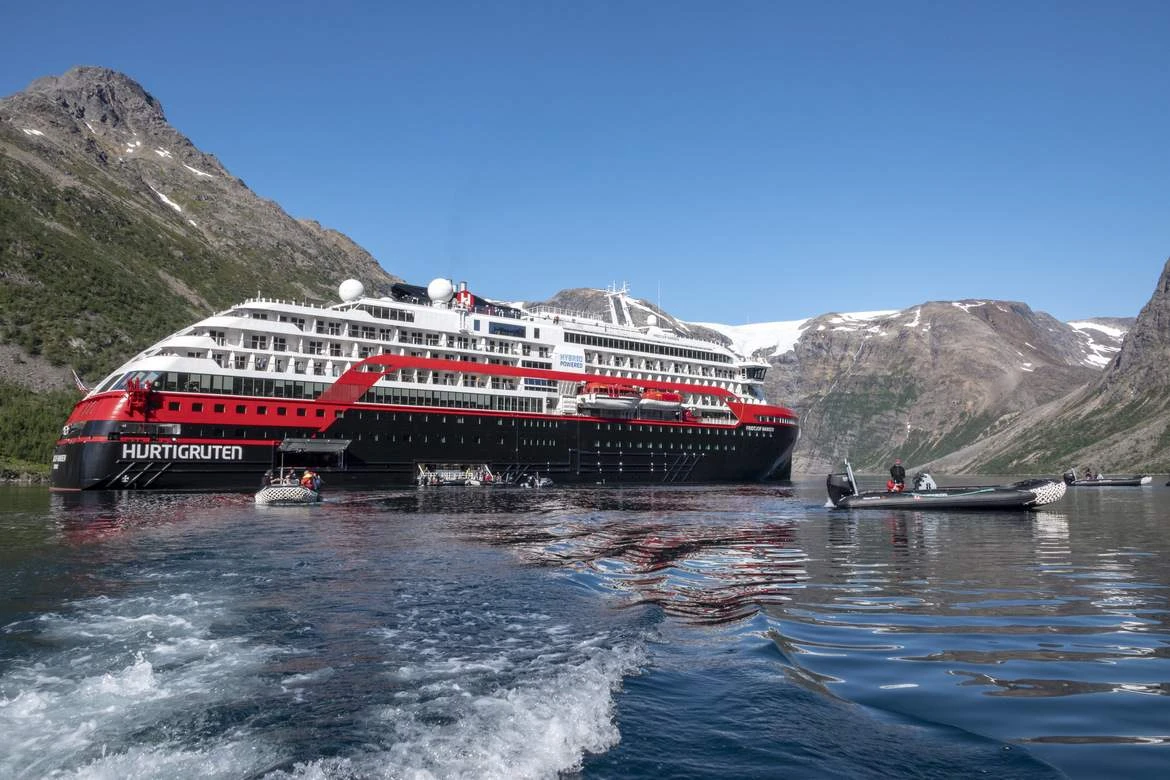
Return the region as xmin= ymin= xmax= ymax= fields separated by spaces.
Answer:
xmin=690 ymin=319 xmax=810 ymax=358
xmin=1068 ymin=320 xmax=1125 ymax=368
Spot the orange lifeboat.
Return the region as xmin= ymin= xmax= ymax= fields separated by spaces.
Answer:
xmin=638 ymin=388 xmax=682 ymax=411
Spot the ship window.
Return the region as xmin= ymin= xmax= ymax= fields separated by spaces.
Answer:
xmin=168 ymin=401 xmax=180 ymax=411
xmin=192 ymin=403 xmax=204 ymax=412
xmin=297 ymin=408 xmax=306 ymax=417
xmin=236 ymin=404 xmax=246 ymax=413
xmin=214 ymin=404 xmax=225 ymax=413
xmin=257 ymin=406 xmax=267 ymax=415
xmin=277 ymin=407 xmax=286 ymax=416
xmin=335 ymin=410 xmax=344 ymax=418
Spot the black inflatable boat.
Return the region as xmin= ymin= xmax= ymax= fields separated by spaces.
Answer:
xmin=1062 ymin=469 xmax=1151 ymax=487
xmin=827 ymin=463 xmax=1067 ymax=510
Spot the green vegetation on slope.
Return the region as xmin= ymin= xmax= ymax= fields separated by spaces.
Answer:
xmin=980 ymin=393 xmax=1170 ymax=473
xmin=0 ymin=381 xmax=78 ymax=474
xmin=0 ymin=151 xmax=349 ymax=469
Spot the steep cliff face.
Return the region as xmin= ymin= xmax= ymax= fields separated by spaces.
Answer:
xmin=928 ymin=258 xmax=1170 ymax=474
xmin=1098 ymin=260 xmax=1170 ymax=403
xmin=0 ymin=66 xmax=400 ymax=383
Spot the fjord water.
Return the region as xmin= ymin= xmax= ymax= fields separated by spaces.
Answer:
xmin=1 ymin=480 xmax=1166 ymax=779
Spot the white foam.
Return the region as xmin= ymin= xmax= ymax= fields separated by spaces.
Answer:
xmin=0 ymin=591 xmax=278 ymax=778
xmin=355 ymin=638 xmax=640 ymax=779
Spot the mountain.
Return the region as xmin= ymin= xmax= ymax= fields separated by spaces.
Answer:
xmin=924 ymin=258 xmax=1170 ymax=475
xmin=0 ymin=66 xmax=400 ymax=386
xmin=695 ymin=301 xmax=1131 ymax=474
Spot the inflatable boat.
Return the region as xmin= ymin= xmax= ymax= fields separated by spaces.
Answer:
xmin=827 ymin=463 xmax=1066 ymax=510
xmin=1062 ymin=469 xmax=1151 ymax=487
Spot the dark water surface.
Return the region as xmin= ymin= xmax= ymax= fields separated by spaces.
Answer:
xmin=1 ymin=479 xmax=1167 ymax=778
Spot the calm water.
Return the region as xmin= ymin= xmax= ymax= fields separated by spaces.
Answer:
xmin=1 ymin=478 xmax=1167 ymax=779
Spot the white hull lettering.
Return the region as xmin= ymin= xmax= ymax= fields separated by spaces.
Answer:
xmin=121 ymin=443 xmax=245 ymax=461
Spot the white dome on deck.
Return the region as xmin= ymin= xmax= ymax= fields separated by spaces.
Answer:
xmin=427 ymin=278 xmax=455 ymax=302
xmin=339 ymin=279 xmax=365 ymax=302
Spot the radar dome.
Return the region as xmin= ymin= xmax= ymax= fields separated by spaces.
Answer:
xmin=647 ymin=314 xmax=658 ymax=327
xmin=339 ymin=279 xmax=365 ymax=302
xmin=427 ymin=278 xmax=455 ymax=302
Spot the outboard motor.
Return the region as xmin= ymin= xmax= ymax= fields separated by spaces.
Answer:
xmin=1062 ymin=469 xmax=1076 ymax=485
xmin=913 ymin=472 xmax=937 ymax=490
xmin=826 ymin=472 xmax=856 ymax=507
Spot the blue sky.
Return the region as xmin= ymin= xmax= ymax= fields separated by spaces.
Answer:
xmin=3 ymin=1 xmax=1168 ymax=324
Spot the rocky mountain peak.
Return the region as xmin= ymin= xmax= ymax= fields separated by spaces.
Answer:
xmin=24 ymin=66 xmax=167 ymax=129
xmin=2 ymin=65 xmax=219 ymax=179
xmin=31 ymin=66 xmax=164 ymax=120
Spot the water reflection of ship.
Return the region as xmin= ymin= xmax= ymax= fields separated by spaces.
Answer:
xmin=463 ymin=514 xmax=808 ymax=625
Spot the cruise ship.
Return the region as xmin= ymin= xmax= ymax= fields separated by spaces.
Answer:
xmin=50 ymin=279 xmax=799 ymax=491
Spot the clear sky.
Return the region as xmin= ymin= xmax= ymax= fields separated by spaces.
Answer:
xmin=3 ymin=1 xmax=1168 ymax=324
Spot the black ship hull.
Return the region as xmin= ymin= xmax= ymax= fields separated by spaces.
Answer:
xmin=51 ymin=408 xmax=798 ymax=491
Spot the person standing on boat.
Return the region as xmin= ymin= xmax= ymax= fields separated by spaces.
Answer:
xmin=889 ymin=459 xmax=906 ymax=492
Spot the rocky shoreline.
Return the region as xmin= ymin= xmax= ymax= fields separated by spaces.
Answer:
xmin=1 ymin=468 xmax=51 ymax=485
